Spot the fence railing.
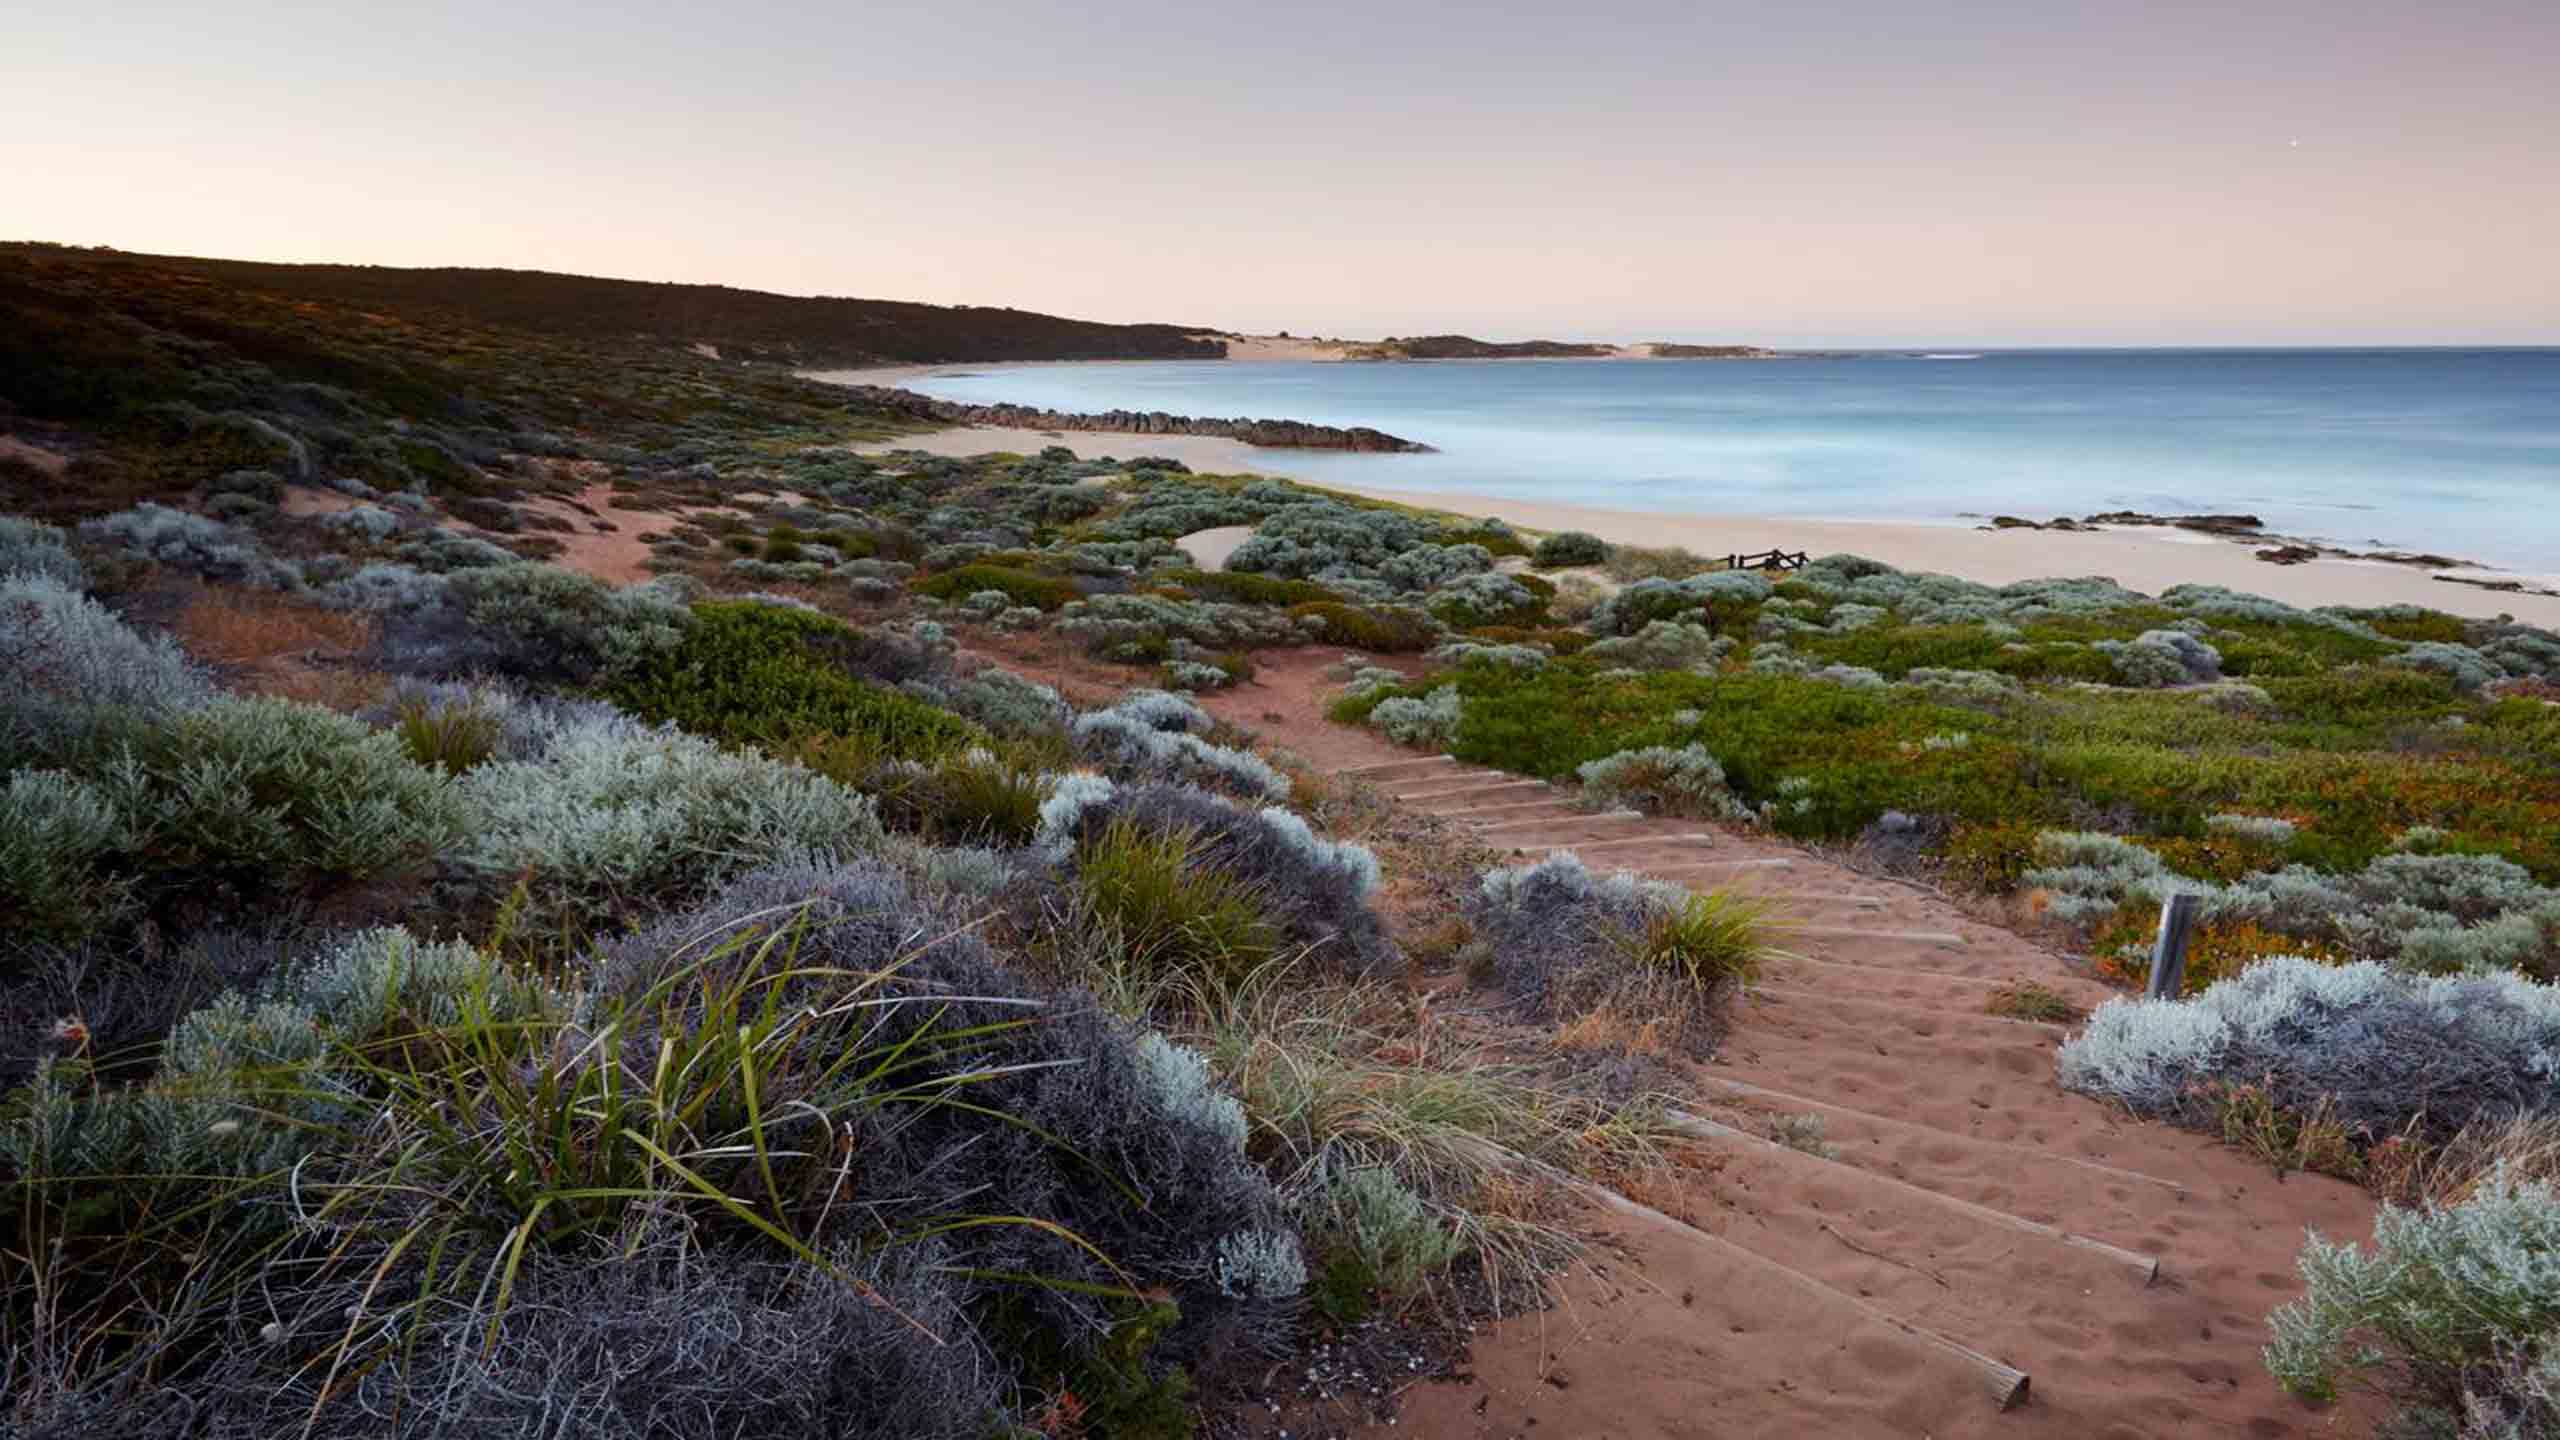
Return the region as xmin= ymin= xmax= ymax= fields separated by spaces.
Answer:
xmin=1725 ymin=548 xmax=1809 ymax=572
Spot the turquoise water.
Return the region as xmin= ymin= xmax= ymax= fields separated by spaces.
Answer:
xmin=900 ymin=350 xmax=2560 ymax=570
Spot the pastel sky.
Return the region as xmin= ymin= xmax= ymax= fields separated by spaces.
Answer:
xmin=7 ymin=0 xmax=2555 ymax=345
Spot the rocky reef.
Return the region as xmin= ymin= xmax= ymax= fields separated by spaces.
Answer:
xmin=850 ymin=385 xmax=1434 ymax=452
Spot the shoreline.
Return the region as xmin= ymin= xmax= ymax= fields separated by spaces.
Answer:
xmin=854 ymin=424 xmax=2560 ymax=625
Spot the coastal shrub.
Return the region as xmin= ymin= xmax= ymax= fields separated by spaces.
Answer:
xmin=1899 ymin=666 xmax=2022 ymax=705
xmin=2057 ymin=956 xmax=2560 ymax=1151
xmin=1467 ymin=852 xmax=1767 ymax=1045
xmin=1589 ymin=572 xmax=1771 ymax=636
xmin=1576 ymin=743 xmax=1748 ymax=819
xmin=79 ymin=502 xmax=303 ymax=590
xmin=1580 ymin=619 xmax=1732 ymax=671
xmin=916 ymin=664 xmax=1070 ymax=738
xmin=1532 ymin=530 xmax=1608 ymax=568
xmin=1286 ymin=600 xmax=1440 ymax=652
xmin=609 ymin=600 xmax=984 ymax=759
xmin=1370 ymin=685 xmax=1463 ymax=749
xmin=1226 ymin=500 xmax=1439 ymax=580
xmin=0 ymin=769 xmax=135 ymax=941
xmin=1306 ymin=1162 xmax=1466 ymax=1307
xmin=1059 ymin=592 xmax=1314 ymax=658
xmin=2264 ymin=1171 xmax=2560 ymax=1424
xmin=2030 ymin=835 xmax=2560 ymax=977
xmin=2391 ymin=641 xmax=2507 ymax=694
xmin=448 ymin=712 xmax=882 ymax=922
xmin=1072 ymin=698 xmax=1290 ymax=801
xmin=1427 ymin=640 xmax=1549 ymax=671
xmin=121 ymin=694 xmax=464 ymax=894
xmin=1162 ymin=658 xmax=1237 ymax=691
xmin=3 ymin=854 xmax=1293 ymax=1434
xmin=376 ymin=561 xmax=690 ymax=686
xmin=1159 ymin=566 xmax=1342 ymax=608
xmin=1379 ymin=541 xmax=1493 ymax=593
xmin=1423 ymin=570 xmax=1541 ymax=628
xmin=1 ymin=572 xmax=214 ymax=757
xmin=2096 ymin=628 xmax=2222 ymax=687
xmin=0 ymin=516 xmax=83 ymax=586
xmin=915 ymin=561 xmax=1080 ymax=612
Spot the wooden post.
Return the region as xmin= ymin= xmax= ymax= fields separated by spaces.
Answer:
xmin=2144 ymin=893 xmax=2204 ymax=1000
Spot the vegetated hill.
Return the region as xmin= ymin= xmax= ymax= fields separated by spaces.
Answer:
xmin=0 ymin=241 xmax=920 ymax=525
xmin=1647 ymin=342 xmax=1782 ymax=359
xmin=2 ymin=241 xmax=1226 ymax=366
xmin=1346 ymin=334 xmax=1616 ymax=360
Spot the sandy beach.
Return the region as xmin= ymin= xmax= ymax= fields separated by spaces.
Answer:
xmin=855 ymin=425 xmax=2560 ymax=626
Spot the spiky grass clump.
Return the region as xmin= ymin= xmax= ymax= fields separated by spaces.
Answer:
xmin=1075 ymin=815 xmax=1283 ymax=991
xmin=1619 ymin=889 xmax=1777 ymax=1001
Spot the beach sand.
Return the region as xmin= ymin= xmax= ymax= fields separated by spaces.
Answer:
xmin=855 ymin=427 xmax=2560 ymax=626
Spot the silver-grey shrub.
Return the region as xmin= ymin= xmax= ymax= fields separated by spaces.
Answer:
xmin=1466 ymin=851 xmax=1702 ymax=1022
xmin=0 ymin=516 xmax=83 ymax=586
xmin=449 ymin=712 xmax=880 ymax=920
xmin=2390 ymin=641 xmax=2507 ymax=693
xmin=2265 ymin=1169 xmax=2560 ymax=1423
xmin=1370 ymin=685 xmax=1463 ymax=748
xmin=2058 ymin=955 xmax=2560 ymax=1148
xmin=1577 ymin=743 xmax=1747 ymax=819
xmin=78 ymin=502 xmax=303 ymax=590
xmin=2095 ymin=628 xmax=2222 ymax=687
xmin=374 ymin=561 xmax=691 ymax=685
xmin=1071 ymin=694 xmax=1290 ymax=800
xmin=1 ymin=572 xmax=214 ymax=757
xmin=1581 ymin=619 xmax=1732 ymax=671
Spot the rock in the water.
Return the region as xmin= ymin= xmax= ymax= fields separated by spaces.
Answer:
xmin=841 ymin=385 xmax=1433 ymax=452
xmin=2256 ymin=545 xmax=2322 ymax=565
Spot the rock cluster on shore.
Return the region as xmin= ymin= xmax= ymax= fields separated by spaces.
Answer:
xmin=849 ymin=385 xmax=1432 ymax=453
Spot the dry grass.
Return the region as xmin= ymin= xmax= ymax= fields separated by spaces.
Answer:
xmin=1553 ymin=1003 xmax=1674 ymax=1057
xmin=1984 ymin=977 xmax=2087 ymax=1024
xmin=171 ymin=585 xmax=370 ymax=667
xmin=2370 ymin=1113 xmax=2560 ymax=1208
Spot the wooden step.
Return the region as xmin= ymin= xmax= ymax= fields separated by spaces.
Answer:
xmin=1391 ymin=777 xmax=1551 ymax=803
xmin=1689 ymin=1074 xmax=2188 ymax=1195
xmin=1339 ymin=754 xmax=1459 ymax=779
xmin=1664 ymin=1109 xmax=2161 ymax=1285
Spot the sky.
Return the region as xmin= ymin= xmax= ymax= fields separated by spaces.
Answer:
xmin=6 ymin=0 xmax=2556 ymax=346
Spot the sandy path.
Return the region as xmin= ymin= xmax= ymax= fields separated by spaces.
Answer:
xmin=1187 ymin=647 xmax=2381 ymax=1440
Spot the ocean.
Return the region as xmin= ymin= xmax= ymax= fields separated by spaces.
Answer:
xmin=893 ymin=349 xmax=2560 ymax=571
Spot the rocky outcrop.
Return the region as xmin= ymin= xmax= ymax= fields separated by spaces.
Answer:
xmin=2081 ymin=511 xmax=2266 ymax=535
xmin=847 ymin=386 xmax=1433 ymax=452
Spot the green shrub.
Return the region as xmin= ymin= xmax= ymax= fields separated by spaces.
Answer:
xmin=1287 ymin=600 xmax=1439 ymax=653
xmin=914 ymin=563 xmax=1079 ymax=612
xmin=108 ymin=696 xmax=463 ymax=917
xmin=1157 ymin=567 xmax=1341 ymax=608
xmin=610 ymin=601 xmax=984 ymax=758
xmin=1532 ymin=531 xmax=1609 ymax=568
xmin=0 ymin=769 xmax=134 ymax=941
